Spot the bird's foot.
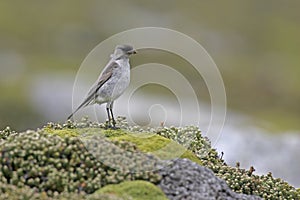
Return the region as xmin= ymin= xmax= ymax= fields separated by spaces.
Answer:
xmin=104 ymin=118 xmax=120 ymax=130
xmin=104 ymin=122 xmax=120 ymax=130
xmin=104 ymin=124 xmax=120 ymax=130
xmin=111 ymin=126 xmax=120 ymax=130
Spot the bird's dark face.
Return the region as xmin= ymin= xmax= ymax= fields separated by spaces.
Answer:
xmin=115 ymin=44 xmax=137 ymax=56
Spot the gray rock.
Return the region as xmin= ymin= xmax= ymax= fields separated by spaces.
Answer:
xmin=157 ymin=159 xmax=262 ymax=200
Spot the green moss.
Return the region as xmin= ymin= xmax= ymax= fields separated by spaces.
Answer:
xmin=95 ymin=128 xmax=126 ymax=138
xmin=44 ymin=128 xmax=79 ymax=137
xmin=111 ymin=133 xmax=202 ymax=165
xmin=45 ymin=126 xmax=126 ymax=138
xmin=0 ymin=181 xmax=88 ymax=200
xmin=94 ymin=180 xmax=168 ymax=200
xmin=3 ymin=117 xmax=297 ymax=199
xmin=43 ymin=120 xmax=202 ymax=166
xmin=0 ymin=129 xmax=161 ymax=196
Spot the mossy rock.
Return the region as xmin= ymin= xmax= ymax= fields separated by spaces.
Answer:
xmin=46 ymin=127 xmax=202 ymax=166
xmin=44 ymin=127 xmax=79 ymax=138
xmin=1 ymin=118 xmax=299 ymax=199
xmin=0 ymin=129 xmax=161 ymax=196
xmin=110 ymin=133 xmax=202 ymax=165
xmin=92 ymin=180 xmax=168 ymax=200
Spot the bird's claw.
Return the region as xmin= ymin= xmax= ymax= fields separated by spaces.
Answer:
xmin=104 ymin=122 xmax=119 ymax=130
xmin=104 ymin=125 xmax=120 ymax=130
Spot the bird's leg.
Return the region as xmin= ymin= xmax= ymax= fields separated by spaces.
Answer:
xmin=109 ymin=102 xmax=117 ymax=129
xmin=106 ymin=106 xmax=112 ymax=128
xmin=110 ymin=108 xmax=116 ymax=128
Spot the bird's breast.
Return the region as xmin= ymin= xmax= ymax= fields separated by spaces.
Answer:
xmin=96 ymin=59 xmax=130 ymax=103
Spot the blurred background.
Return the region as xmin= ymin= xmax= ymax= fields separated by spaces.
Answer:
xmin=0 ymin=1 xmax=299 ymax=187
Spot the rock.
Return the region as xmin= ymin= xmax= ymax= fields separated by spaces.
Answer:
xmin=157 ymin=158 xmax=262 ymax=200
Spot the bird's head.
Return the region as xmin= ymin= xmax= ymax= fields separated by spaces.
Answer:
xmin=113 ymin=44 xmax=137 ymax=59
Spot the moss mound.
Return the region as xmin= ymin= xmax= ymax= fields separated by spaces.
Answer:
xmin=93 ymin=180 xmax=168 ymax=200
xmin=0 ymin=128 xmax=161 ymax=197
xmin=0 ymin=117 xmax=299 ymax=199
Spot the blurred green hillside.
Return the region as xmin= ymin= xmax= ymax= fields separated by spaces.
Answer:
xmin=0 ymin=0 xmax=300 ymax=131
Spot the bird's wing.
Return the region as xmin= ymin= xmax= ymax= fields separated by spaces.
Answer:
xmin=67 ymin=61 xmax=119 ymax=120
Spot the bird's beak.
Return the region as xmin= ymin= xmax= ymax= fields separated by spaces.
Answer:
xmin=129 ymin=49 xmax=137 ymax=55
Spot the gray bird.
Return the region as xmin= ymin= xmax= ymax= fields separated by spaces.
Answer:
xmin=68 ymin=44 xmax=137 ymax=128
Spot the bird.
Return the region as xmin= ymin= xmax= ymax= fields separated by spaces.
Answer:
xmin=68 ymin=44 xmax=137 ymax=128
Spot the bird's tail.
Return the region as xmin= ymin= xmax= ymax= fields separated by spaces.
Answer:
xmin=67 ymin=86 xmax=99 ymax=120
xmin=67 ymin=99 xmax=90 ymax=120
xmin=67 ymin=111 xmax=76 ymax=120
xmin=67 ymin=108 xmax=79 ymax=120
